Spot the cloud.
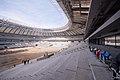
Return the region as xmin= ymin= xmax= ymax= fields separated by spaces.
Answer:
xmin=0 ymin=0 xmax=68 ymax=29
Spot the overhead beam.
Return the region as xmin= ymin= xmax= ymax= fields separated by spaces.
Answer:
xmin=73 ymin=21 xmax=86 ymax=25
xmin=85 ymin=10 xmax=120 ymax=40
xmin=72 ymin=7 xmax=89 ymax=11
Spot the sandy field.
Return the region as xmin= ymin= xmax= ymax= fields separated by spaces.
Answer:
xmin=0 ymin=45 xmax=61 ymax=71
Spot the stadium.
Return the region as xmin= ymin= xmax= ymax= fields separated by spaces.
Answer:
xmin=0 ymin=0 xmax=120 ymax=80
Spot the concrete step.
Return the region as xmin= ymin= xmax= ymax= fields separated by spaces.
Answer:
xmin=49 ymin=52 xmax=80 ymax=80
xmin=39 ymin=53 xmax=72 ymax=80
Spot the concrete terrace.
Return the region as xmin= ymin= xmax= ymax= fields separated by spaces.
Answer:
xmin=0 ymin=43 xmax=112 ymax=80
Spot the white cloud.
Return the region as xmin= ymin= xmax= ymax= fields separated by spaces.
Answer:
xmin=0 ymin=0 xmax=68 ymax=29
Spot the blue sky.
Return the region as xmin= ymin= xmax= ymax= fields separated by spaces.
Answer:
xmin=0 ymin=0 xmax=68 ymax=29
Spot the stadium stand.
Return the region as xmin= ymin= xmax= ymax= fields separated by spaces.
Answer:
xmin=0 ymin=43 xmax=112 ymax=80
xmin=0 ymin=0 xmax=120 ymax=80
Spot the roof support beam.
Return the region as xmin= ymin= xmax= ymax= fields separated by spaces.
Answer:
xmin=85 ymin=10 xmax=120 ymax=40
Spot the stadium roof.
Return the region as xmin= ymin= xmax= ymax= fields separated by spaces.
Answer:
xmin=0 ymin=0 xmax=90 ymax=40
